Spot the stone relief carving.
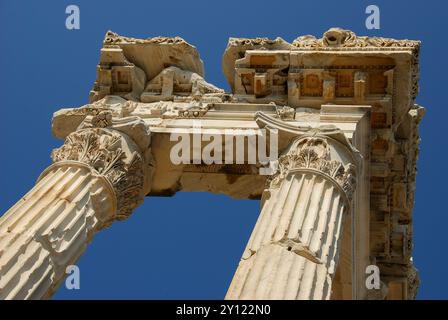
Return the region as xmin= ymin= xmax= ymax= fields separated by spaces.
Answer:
xmin=292 ymin=28 xmax=420 ymax=49
xmin=276 ymin=105 xmax=295 ymax=120
xmin=292 ymin=28 xmax=420 ymax=103
xmin=104 ymin=31 xmax=190 ymax=46
xmin=227 ymin=37 xmax=289 ymax=47
xmin=177 ymin=104 xmax=210 ymax=118
xmin=141 ymin=66 xmax=224 ymax=102
xmin=91 ymin=111 xmax=113 ymax=128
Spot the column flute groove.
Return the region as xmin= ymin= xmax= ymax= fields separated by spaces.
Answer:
xmin=226 ymin=132 xmax=358 ymax=300
xmin=0 ymin=125 xmax=148 ymax=299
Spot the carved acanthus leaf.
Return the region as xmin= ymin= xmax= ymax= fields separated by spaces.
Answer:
xmin=51 ymin=128 xmax=144 ymax=219
xmin=269 ymin=136 xmax=356 ymax=199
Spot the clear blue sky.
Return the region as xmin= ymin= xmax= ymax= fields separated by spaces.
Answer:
xmin=0 ymin=0 xmax=445 ymax=299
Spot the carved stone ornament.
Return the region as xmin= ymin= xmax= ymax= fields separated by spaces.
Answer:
xmin=227 ymin=37 xmax=286 ymax=47
xmin=269 ymin=136 xmax=357 ymax=199
xmin=292 ymin=28 xmax=420 ymax=49
xmin=407 ymin=265 xmax=420 ymax=300
xmin=51 ymin=128 xmax=145 ymax=219
xmin=104 ymin=31 xmax=189 ymax=46
xmin=276 ymin=105 xmax=296 ymax=120
xmin=91 ymin=111 xmax=113 ymax=128
xmin=292 ymin=28 xmax=420 ymax=101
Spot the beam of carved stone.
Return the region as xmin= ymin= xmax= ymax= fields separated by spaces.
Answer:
xmin=225 ymin=133 xmax=357 ymax=300
xmin=0 ymin=127 xmax=146 ymax=299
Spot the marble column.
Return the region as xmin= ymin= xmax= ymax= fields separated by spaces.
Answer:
xmin=0 ymin=127 xmax=146 ymax=299
xmin=226 ymin=133 xmax=357 ymax=300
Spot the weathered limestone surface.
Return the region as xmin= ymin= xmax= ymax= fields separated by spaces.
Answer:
xmin=226 ymin=133 xmax=358 ymax=299
xmin=0 ymin=164 xmax=114 ymax=299
xmin=90 ymin=31 xmax=205 ymax=103
xmin=0 ymin=124 xmax=151 ymax=299
xmin=0 ymin=28 xmax=423 ymax=299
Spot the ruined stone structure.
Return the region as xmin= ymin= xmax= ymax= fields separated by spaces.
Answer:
xmin=0 ymin=28 xmax=423 ymax=299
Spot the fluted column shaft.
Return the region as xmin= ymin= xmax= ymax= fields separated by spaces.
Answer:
xmin=226 ymin=134 xmax=357 ymax=300
xmin=0 ymin=126 xmax=146 ymax=299
xmin=0 ymin=163 xmax=115 ymax=299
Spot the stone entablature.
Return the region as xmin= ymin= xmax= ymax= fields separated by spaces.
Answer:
xmin=0 ymin=28 xmax=423 ymax=300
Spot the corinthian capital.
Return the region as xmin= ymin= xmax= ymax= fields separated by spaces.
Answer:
xmin=48 ymin=127 xmax=145 ymax=220
xmin=270 ymin=133 xmax=357 ymax=200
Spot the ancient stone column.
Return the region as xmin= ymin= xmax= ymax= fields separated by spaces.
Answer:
xmin=0 ymin=127 xmax=146 ymax=299
xmin=226 ymin=133 xmax=357 ymax=300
